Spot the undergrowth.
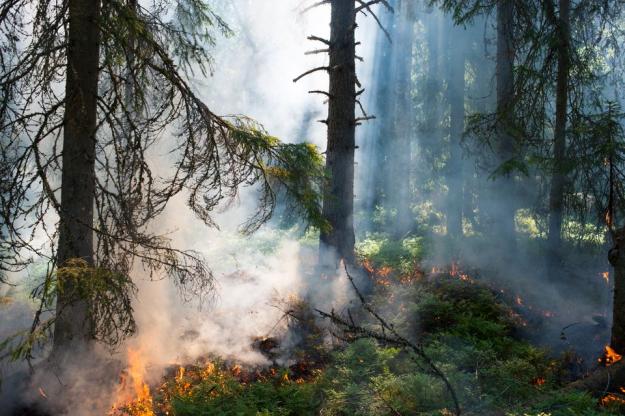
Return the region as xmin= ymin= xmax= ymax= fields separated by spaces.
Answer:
xmin=116 ymin=234 xmax=622 ymax=415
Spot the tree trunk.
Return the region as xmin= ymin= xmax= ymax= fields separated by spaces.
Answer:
xmin=446 ymin=25 xmax=466 ymax=239
xmin=360 ymin=1 xmax=396 ymax=222
xmin=422 ymin=10 xmax=444 ymax=164
xmin=390 ymin=0 xmax=416 ymax=238
xmin=491 ymin=0 xmax=517 ymax=249
xmin=53 ymin=0 xmax=101 ymax=352
xmin=319 ymin=0 xmax=357 ymax=267
xmin=547 ymin=0 xmax=570 ymax=266
xmin=609 ymin=228 xmax=625 ymax=353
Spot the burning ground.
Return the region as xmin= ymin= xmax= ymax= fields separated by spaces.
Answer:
xmin=49 ymin=233 xmax=621 ymax=416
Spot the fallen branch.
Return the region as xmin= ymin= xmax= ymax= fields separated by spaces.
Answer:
xmin=316 ymin=264 xmax=462 ymax=416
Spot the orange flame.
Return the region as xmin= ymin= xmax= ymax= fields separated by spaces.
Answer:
xmin=531 ymin=377 xmax=545 ymax=386
xmin=111 ymin=347 xmax=154 ymax=415
xmin=602 ymin=271 xmax=610 ymax=284
xmin=599 ymin=345 xmax=623 ymax=367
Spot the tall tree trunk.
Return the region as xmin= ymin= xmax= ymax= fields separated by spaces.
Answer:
xmin=390 ymin=0 xmax=416 ymax=238
xmin=547 ymin=0 xmax=570 ymax=265
xmin=446 ymin=25 xmax=466 ymax=239
xmin=491 ymin=0 xmax=517 ymax=249
xmin=319 ymin=0 xmax=357 ymax=267
xmin=360 ymin=0 xmax=396 ymax=222
xmin=422 ymin=11 xmax=444 ymax=163
xmin=609 ymin=228 xmax=625 ymax=353
xmin=53 ymin=0 xmax=101 ymax=352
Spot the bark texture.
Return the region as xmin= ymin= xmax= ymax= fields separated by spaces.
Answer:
xmin=547 ymin=0 xmax=571 ymax=260
xmin=320 ymin=0 xmax=357 ymax=267
xmin=489 ymin=0 xmax=517 ymax=248
xmin=609 ymin=228 xmax=625 ymax=354
xmin=53 ymin=0 xmax=101 ymax=351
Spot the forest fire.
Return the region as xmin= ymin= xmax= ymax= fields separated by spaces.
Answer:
xmin=599 ymin=345 xmax=623 ymax=367
xmin=531 ymin=377 xmax=545 ymax=386
xmin=600 ymin=387 xmax=625 ymax=407
xmin=110 ymin=347 xmax=154 ymax=416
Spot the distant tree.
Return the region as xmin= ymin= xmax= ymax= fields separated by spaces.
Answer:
xmin=445 ymin=22 xmax=467 ymax=239
xmin=389 ymin=0 xmax=417 ymax=238
xmin=0 ymin=0 xmax=324 ymax=362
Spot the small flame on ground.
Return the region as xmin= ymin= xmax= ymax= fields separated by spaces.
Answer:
xmin=600 ymin=387 xmax=625 ymax=406
xmin=602 ymin=271 xmax=610 ymax=284
xmin=110 ymin=346 xmax=154 ymax=415
xmin=531 ymin=377 xmax=545 ymax=386
xmin=599 ymin=345 xmax=623 ymax=367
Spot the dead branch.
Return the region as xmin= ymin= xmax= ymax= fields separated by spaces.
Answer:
xmin=293 ymin=66 xmax=330 ymax=83
xmin=355 ymin=0 xmax=393 ymax=42
xmin=316 ymin=264 xmax=462 ymax=416
xmin=308 ymin=90 xmax=333 ymax=99
xmin=305 ymin=48 xmax=331 ymax=55
xmin=355 ymin=0 xmax=394 ymax=13
xmin=307 ymin=35 xmax=331 ymax=46
xmin=302 ymin=0 xmax=331 ymax=14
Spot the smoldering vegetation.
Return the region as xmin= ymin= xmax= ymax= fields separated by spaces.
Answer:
xmin=2 ymin=0 xmax=625 ymax=415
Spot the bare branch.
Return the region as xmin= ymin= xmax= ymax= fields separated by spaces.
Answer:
xmin=293 ymin=66 xmax=330 ymax=83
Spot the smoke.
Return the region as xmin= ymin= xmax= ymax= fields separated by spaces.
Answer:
xmin=0 ymin=1 xmax=379 ymax=414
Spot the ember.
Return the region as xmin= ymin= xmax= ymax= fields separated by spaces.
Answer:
xmin=531 ymin=377 xmax=545 ymax=386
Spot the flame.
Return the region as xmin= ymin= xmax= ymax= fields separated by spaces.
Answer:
xmin=600 ymin=393 xmax=625 ymax=406
xmin=600 ymin=388 xmax=625 ymax=406
xmin=602 ymin=271 xmax=610 ymax=284
xmin=531 ymin=377 xmax=545 ymax=386
xmin=515 ymin=295 xmax=524 ymax=306
xmin=599 ymin=345 xmax=623 ymax=367
xmin=110 ymin=347 xmax=154 ymax=415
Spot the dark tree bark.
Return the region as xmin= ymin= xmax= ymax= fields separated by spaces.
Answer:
xmin=547 ymin=0 xmax=571 ymax=263
xmin=53 ymin=0 xmax=101 ymax=352
xmin=320 ymin=0 xmax=357 ymax=267
xmin=446 ymin=25 xmax=466 ymax=239
xmin=389 ymin=0 xmax=416 ymax=238
xmin=609 ymin=228 xmax=625 ymax=353
xmin=489 ymin=0 xmax=517 ymax=248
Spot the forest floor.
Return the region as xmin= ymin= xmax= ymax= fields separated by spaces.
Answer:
xmin=110 ymin=232 xmax=623 ymax=416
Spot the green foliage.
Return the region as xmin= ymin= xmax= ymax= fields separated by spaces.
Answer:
xmin=0 ymin=259 xmax=136 ymax=362
xmin=356 ymin=235 xmax=427 ymax=275
xmin=513 ymin=391 xmax=619 ymax=416
xmin=169 ymin=366 xmax=320 ymax=416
